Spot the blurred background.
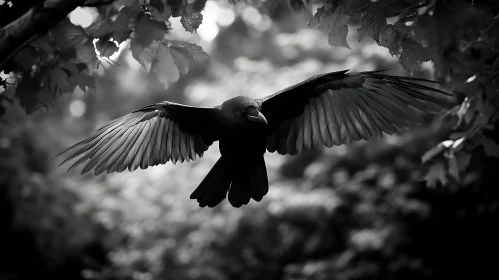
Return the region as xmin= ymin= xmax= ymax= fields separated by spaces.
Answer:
xmin=1 ymin=1 xmax=498 ymax=280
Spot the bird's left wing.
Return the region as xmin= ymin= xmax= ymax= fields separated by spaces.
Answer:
xmin=261 ymin=70 xmax=450 ymax=155
xmin=57 ymin=101 xmax=221 ymax=175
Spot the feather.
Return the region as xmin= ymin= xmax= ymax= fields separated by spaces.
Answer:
xmin=66 ymin=127 xmax=119 ymax=172
xmin=122 ymin=121 xmax=149 ymax=171
xmin=368 ymin=76 xmax=448 ymax=95
xmin=185 ymin=132 xmax=191 ymax=162
xmin=158 ymin=118 xmax=168 ymax=164
xmin=315 ymin=96 xmax=333 ymax=147
xmin=130 ymin=120 xmax=155 ymax=171
xmin=321 ymin=91 xmax=341 ymax=146
xmin=363 ymin=83 xmax=410 ymax=124
xmin=87 ymin=128 xmax=130 ymax=175
xmin=273 ymin=121 xmax=284 ymax=154
xmin=310 ymin=98 xmax=323 ymax=148
xmin=171 ymin=122 xmax=180 ymax=164
xmin=152 ymin=118 xmax=165 ymax=165
xmin=194 ymin=136 xmax=208 ymax=157
xmin=357 ymin=88 xmax=408 ymax=131
xmin=328 ymin=90 xmax=349 ymax=144
xmin=285 ymin=117 xmax=298 ymax=154
xmin=58 ymin=121 xmax=121 ymax=165
xmin=275 ymin=119 xmax=290 ymax=154
xmin=141 ymin=117 xmax=160 ymax=169
xmin=266 ymin=133 xmax=277 ymax=153
xmin=303 ymin=104 xmax=313 ymax=150
xmin=336 ymin=91 xmax=362 ymax=142
xmin=342 ymin=90 xmax=371 ymax=140
xmin=179 ymin=129 xmax=187 ymax=163
xmin=354 ymin=89 xmax=398 ymax=134
xmin=93 ymin=128 xmax=133 ymax=174
xmin=165 ymin=119 xmax=173 ymax=163
xmin=348 ymin=90 xmax=381 ymax=140
xmin=122 ymin=112 xmax=144 ymax=127
xmin=189 ymin=136 xmax=196 ymax=161
xmin=393 ymin=85 xmax=445 ymax=108
xmin=279 ymin=121 xmax=291 ymax=153
xmin=369 ymin=73 xmax=441 ymax=84
xmin=110 ymin=122 xmax=144 ymax=173
xmin=100 ymin=124 xmax=142 ymax=173
xmin=368 ymin=82 xmax=431 ymax=113
xmin=295 ymin=114 xmax=305 ymax=154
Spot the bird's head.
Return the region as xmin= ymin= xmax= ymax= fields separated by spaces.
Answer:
xmin=218 ymin=96 xmax=267 ymax=126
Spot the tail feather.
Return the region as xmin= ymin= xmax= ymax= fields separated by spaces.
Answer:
xmin=190 ymin=157 xmax=231 ymax=208
xmin=228 ymin=158 xmax=268 ymax=208
xmin=191 ymin=156 xmax=269 ymax=208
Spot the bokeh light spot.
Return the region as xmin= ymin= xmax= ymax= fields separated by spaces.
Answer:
xmin=69 ymin=7 xmax=98 ymax=28
xmin=69 ymin=100 xmax=86 ymax=117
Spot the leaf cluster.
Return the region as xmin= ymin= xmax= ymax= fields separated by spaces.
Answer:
xmin=0 ymin=0 xmax=210 ymax=116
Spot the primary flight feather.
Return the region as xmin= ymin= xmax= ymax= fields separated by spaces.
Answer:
xmin=57 ymin=70 xmax=449 ymax=208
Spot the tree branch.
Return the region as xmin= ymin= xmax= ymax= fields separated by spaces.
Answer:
xmin=0 ymin=0 xmax=116 ymax=71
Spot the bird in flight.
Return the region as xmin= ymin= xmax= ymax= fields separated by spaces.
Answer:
xmin=57 ymin=70 xmax=449 ymax=208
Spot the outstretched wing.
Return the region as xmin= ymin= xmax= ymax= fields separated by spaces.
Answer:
xmin=262 ymin=70 xmax=450 ymax=155
xmin=57 ymin=101 xmax=221 ymax=175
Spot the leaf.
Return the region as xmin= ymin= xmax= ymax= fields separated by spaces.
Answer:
xmin=363 ymin=0 xmax=415 ymax=19
xmin=421 ymin=143 xmax=446 ymax=163
xmin=136 ymin=40 xmax=209 ymax=88
xmin=149 ymin=0 xmax=173 ymax=21
xmin=52 ymin=19 xmax=93 ymax=62
xmin=112 ymin=7 xmax=137 ymax=43
xmin=49 ymin=67 xmax=69 ymax=90
xmin=93 ymin=6 xmax=136 ymax=43
xmin=95 ymin=37 xmax=119 ymax=57
xmin=60 ymin=60 xmax=80 ymax=75
xmin=180 ymin=4 xmax=203 ymax=33
xmin=78 ymin=74 xmax=96 ymax=91
xmin=399 ymin=38 xmax=431 ymax=72
xmin=358 ymin=13 xmax=386 ymax=41
xmin=31 ymin=36 xmax=55 ymax=57
xmin=11 ymin=46 xmax=39 ymax=72
xmin=76 ymin=41 xmax=98 ymax=66
xmin=289 ymin=0 xmax=307 ymax=11
xmin=308 ymin=6 xmax=350 ymax=49
xmin=134 ymin=13 xmax=169 ymax=49
xmin=424 ymin=161 xmax=448 ymax=188
xmin=69 ymin=73 xmax=95 ymax=92
xmin=17 ymin=78 xmax=43 ymax=114
xmin=480 ymin=135 xmax=499 ymax=158
xmin=52 ymin=19 xmax=90 ymax=49
xmin=166 ymin=40 xmax=210 ymax=73
xmin=378 ymin=24 xmax=401 ymax=47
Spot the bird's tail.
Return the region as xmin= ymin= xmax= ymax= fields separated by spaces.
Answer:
xmin=190 ymin=156 xmax=269 ymax=208
xmin=228 ymin=157 xmax=268 ymax=208
xmin=190 ymin=157 xmax=231 ymax=207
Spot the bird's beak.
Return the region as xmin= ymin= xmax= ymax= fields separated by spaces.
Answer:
xmin=247 ymin=108 xmax=268 ymax=125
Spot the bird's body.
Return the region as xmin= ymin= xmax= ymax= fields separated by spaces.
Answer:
xmin=57 ymin=70 xmax=450 ymax=208
xmin=196 ymin=96 xmax=269 ymax=207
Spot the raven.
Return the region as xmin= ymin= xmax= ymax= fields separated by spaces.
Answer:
xmin=57 ymin=70 xmax=449 ymax=207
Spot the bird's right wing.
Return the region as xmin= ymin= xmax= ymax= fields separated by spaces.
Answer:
xmin=57 ymin=101 xmax=221 ymax=175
